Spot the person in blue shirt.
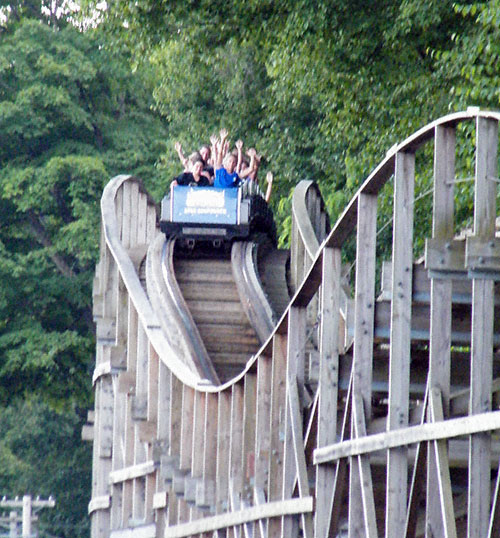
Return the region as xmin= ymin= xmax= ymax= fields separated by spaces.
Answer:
xmin=212 ymin=128 xmax=241 ymax=189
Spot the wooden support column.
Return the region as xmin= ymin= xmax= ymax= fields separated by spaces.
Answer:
xmin=189 ymin=390 xmax=205 ymax=517
xmin=91 ymin=354 xmax=113 ymax=538
xmin=386 ymin=151 xmax=415 ymax=538
xmin=155 ymin=356 xmax=171 ymax=537
xmin=314 ymin=247 xmax=341 ymax=538
xmin=167 ymin=373 xmax=182 ymax=527
xmin=110 ymin=373 xmax=126 ymax=531
xmin=349 ymin=193 xmax=378 ymax=538
xmin=267 ymin=334 xmax=287 ymax=538
xmin=254 ymin=354 xmax=272 ymax=538
xmin=144 ymin=343 xmax=158 ymax=524
xmin=121 ymin=298 xmax=138 ymax=528
xmin=242 ymin=374 xmax=257 ymax=505
xmin=216 ymin=392 xmax=231 ymax=516
xmin=229 ymin=383 xmax=244 ymax=538
xmin=132 ymin=323 xmax=148 ymax=523
xmin=282 ymin=306 xmax=306 ymax=538
xmin=199 ymin=392 xmax=217 ymax=512
xmin=426 ymin=125 xmax=456 ymax=537
xmin=468 ymin=116 xmax=498 ymax=537
xmin=177 ymin=385 xmax=195 ymax=524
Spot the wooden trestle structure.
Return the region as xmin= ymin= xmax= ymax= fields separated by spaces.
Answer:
xmin=88 ymin=109 xmax=500 ymax=537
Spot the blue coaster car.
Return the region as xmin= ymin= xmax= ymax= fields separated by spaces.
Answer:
xmin=160 ymin=184 xmax=276 ymax=245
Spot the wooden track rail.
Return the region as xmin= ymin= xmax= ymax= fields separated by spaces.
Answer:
xmin=89 ymin=109 xmax=500 ymax=537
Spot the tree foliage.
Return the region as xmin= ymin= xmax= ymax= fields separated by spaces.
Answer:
xmin=0 ymin=398 xmax=91 ymax=538
xmin=78 ymin=0 xmax=484 ymax=242
xmin=0 ymin=18 xmax=168 ymax=406
xmin=0 ymin=13 xmax=170 ymax=538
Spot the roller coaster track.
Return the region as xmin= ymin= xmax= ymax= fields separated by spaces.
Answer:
xmin=89 ymin=109 xmax=500 ymax=538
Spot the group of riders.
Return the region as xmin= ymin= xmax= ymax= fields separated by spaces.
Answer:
xmin=172 ymin=128 xmax=273 ymax=202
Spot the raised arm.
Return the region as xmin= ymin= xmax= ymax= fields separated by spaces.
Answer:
xmin=240 ymin=147 xmax=256 ymax=178
xmin=235 ymin=139 xmax=243 ymax=174
xmin=264 ymin=171 xmax=273 ymax=203
xmin=174 ymin=141 xmax=188 ymax=170
xmin=214 ymin=128 xmax=228 ymax=168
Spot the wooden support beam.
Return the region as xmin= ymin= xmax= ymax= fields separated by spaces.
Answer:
xmin=314 ymin=409 xmax=500 ymax=462
xmin=426 ymin=124 xmax=455 ymax=536
xmin=353 ymin=393 xmax=378 ymax=538
xmin=242 ymin=373 xmax=257 ymax=506
xmin=314 ymin=247 xmax=341 ymax=538
xmin=166 ymin=373 xmax=182 ymax=527
xmin=282 ymin=306 xmax=306 ymax=537
xmin=386 ymin=151 xmax=415 ymax=538
xmin=109 ymin=461 xmax=157 ymax=484
xmin=405 ymin=388 xmax=428 ymax=538
xmin=216 ymin=392 xmax=231 ymax=515
xmin=163 ymin=497 xmax=314 ymax=538
xmin=254 ymin=355 xmax=272 ymax=494
xmin=198 ymin=392 xmax=217 ymax=511
xmin=429 ymin=388 xmax=457 ymax=538
xmin=188 ymin=391 xmax=205 ymax=509
xmin=230 ymin=384 xmax=245 ymax=502
xmin=468 ymin=116 xmax=498 ymax=537
xmin=267 ymin=333 xmax=287 ymax=537
xmin=288 ymin=379 xmax=313 ymax=538
xmin=350 ymin=193 xmax=378 ymax=537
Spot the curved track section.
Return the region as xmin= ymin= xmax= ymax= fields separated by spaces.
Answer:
xmin=146 ymin=235 xmax=220 ymax=384
xmin=156 ymin=238 xmax=282 ymax=383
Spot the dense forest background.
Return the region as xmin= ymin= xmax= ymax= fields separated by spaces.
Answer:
xmin=0 ymin=0 xmax=499 ymax=535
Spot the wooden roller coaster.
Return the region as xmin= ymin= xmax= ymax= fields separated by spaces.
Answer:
xmin=87 ymin=109 xmax=500 ymax=537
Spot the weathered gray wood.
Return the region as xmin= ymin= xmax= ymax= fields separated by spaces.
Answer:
xmin=176 ymin=386 xmax=194 ymax=523
xmin=288 ymin=380 xmax=313 ymax=538
xmin=282 ymin=307 xmax=306 ymax=538
xmin=488 ymin=466 xmax=500 ymax=537
xmin=426 ymin=124 xmax=456 ymax=537
xmin=386 ymin=150 xmax=415 ymax=538
xmin=468 ymin=116 xmax=498 ymax=538
xmin=198 ymin=392 xmax=217 ymax=511
xmin=314 ymin=408 xmax=500 ymax=462
xmin=350 ymin=193 xmax=378 ymax=538
xmin=91 ymin=112 xmax=500 ymax=538
xmin=121 ymin=300 xmax=137 ymax=527
xmin=351 ymin=393 xmax=378 ymax=537
xmin=314 ymin=247 xmax=341 ymax=538
xmin=90 ymin=371 xmax=113 ymax=538
xmin=109 ymin=461 xmax=157 ymax=483
xmin=155 ymin=351 xmax=172 ymax=535
xmin=163 ymin=496 xmax=314 ymax=538
xmin=216 ymin=392 xmax=231 ymax=515
xmin=405 ymin=388 xmax=428 ymax=538
xmin=242 ymin=373 xmax=257 ymax=507
xmin=110 ymin=522 xmax=156 ymax=538
xmin=189 ymin=391 xmax=205 ymax=510
xmin=254 ymin=354 xmax=272 ymax=512
xmin=230 ymin=384 xmax=245 ymax=500
xmin=133 ymin=324 xmax=149 ymax=522
xmin=267 ymin=333 xmax=287 ymax=538
xmin=428 ymin=388 xmax=457 ymax=538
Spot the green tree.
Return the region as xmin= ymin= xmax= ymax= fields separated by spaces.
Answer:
xmin=0 ymin=18 xmax=168 ymax=405
xmin=80 ymin=0 xmax=479 ymax=243
xmin=0 ymin=398 xmax=91 ymax=538
xmin=0 ymin=14 xmax=169 ymax=538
